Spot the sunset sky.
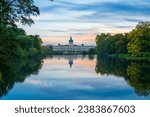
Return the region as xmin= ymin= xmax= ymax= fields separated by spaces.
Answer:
xmin=19 ymin=0 xmax=150 ymax=45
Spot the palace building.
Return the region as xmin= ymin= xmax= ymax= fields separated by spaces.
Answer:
xmin=52 ymin=37 xmax=95 ymax=52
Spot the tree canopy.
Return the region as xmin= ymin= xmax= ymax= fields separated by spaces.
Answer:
xmin=96 ymin=33 xmax=128 ymax=55
xmin=128 ymin=22 xmax=150 ymax=56
xmin=0 ymin=0 xmax=39 ymax=26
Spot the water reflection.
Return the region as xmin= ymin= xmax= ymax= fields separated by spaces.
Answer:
xmin=0 ymin=59 xmax=43 ymax=97
xmin=47 ymin=55 xmax=96 ymax=69
xmin=0 ymin=55 xmax=150 ymax=99
xmin=96 ymin=56 xmax=150 ymax=96
xmin=68 ymin=56 xmax=73 ymax=68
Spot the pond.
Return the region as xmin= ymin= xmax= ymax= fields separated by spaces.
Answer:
xmin=0 ymin=55 xmax=150 ymax=100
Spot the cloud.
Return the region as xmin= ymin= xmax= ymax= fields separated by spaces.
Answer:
xmin=124 ymin=18 xmax=145 ymax=23
xmin=43 ymin=28 xmax=99 ymax=34
xmin=47 ymin=29 xmax=67 ymax=32
xmin=21 ymin=0 xmax=150 ymax=45
xmin=113 ymin=26 xmax=134 ymax=29
xmin=37 ymin=0 xmax=150 ymax=25
xmin=40 ymin=0 xmax=150 ymax=15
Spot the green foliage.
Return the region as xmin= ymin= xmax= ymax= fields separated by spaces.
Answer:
xmin=0 ymin=0 xmax=39 ymax=26
xmin=0 ymin=27 xmax=20 ymax=60
xmin=28 ymin=47 xmax=38 ymax=57
xmin=0 ymin=0 xmax=44 ymax=60
xmin=96 ymin=33 xmax=128 ymax=55
xmin=127 ymin=22 xmax=150 ymax=56
xmin=96 ymin=33 xmax=110 ymax=55
xmin=41 ymin=45 xmax=53 ymax=55
xmin=33 ymin=35 xmax=42 ymax=51
xmin=0 ymin=25 xmax=44 ymax=60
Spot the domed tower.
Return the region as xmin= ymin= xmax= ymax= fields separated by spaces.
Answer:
xmin=69 ymin=37 xmax=73 ymax=46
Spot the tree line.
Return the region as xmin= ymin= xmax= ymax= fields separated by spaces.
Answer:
xmin=96 ymin=22 xmax=150 ymax=58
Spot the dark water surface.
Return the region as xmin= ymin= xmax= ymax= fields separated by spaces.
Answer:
xmin=0 ymin=55 xmax=150 ymax=100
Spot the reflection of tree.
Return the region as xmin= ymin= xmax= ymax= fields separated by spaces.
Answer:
xmin=88 ymin=55 xmax=95 ymax=60
xmin=96 ymin=56 xmax=150 ymax=96
xmin=126 ymin=63 xmax=150 ymax=96
xmin=95 ymin=56 xmax=128 ymax=77
xmin=0 ymin=59 xmax=43 ymax=97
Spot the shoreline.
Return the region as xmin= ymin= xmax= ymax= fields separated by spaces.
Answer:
xmin=109 ymin=54 xmax=150 ymax=61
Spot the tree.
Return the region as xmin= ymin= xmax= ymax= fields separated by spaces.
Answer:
xmin=115 ymin=33 xmax=129 ymax=54
xmin=96 ymin=33 xmax=128 ymax=55
xmin=128 ymin=22 xmax=150 ymax=56
xmin=96 ymin=33 xmax=111 ymax=55
xmin=0 ymin=0 xmax=40 ymax=26
xmin=136 ymin=22 xmax=150 ymax=28
xmin=0 ymin=26 xmax=20 ymax=60
xmin=32 ymin=35 xmax=42 ymax=51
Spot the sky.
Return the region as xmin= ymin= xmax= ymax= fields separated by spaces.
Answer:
xmin=19 ymin=0 xmax=150 ymax=45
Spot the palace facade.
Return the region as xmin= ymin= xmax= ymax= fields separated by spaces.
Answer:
xmin=52 ymin=37 xmax=95 ymax=52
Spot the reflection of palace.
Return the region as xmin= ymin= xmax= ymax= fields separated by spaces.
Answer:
xmin=57 ymin=55 xmax=95 ymax=68
xmin=52 ymin=37 xmax=95 ymax=52
xmin=68 ymin=55 xmax=73 ymax=68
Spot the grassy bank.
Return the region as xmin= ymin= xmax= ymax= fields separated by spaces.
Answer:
xmin=109 ymin=54 xmax=150 ymax=61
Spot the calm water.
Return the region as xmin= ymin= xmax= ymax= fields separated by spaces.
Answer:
xmin=0 ymin=55 xmax=150 ymax=100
